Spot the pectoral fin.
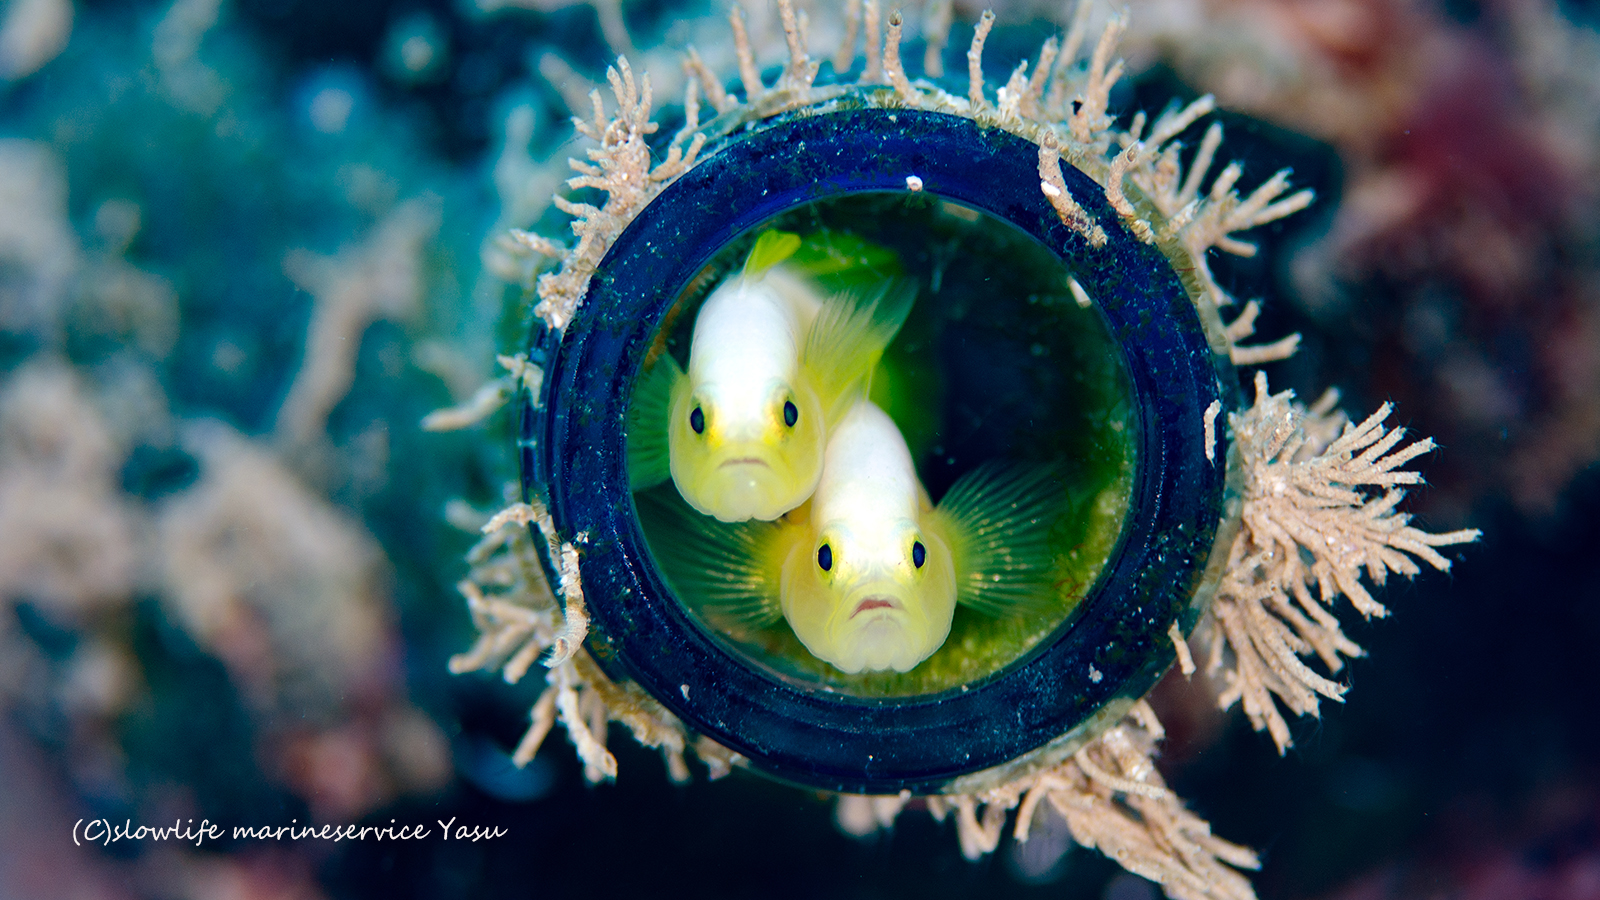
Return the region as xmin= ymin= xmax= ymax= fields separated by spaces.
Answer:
xmin=803 ymin=279 xmax=916 ymax=424
xmin=930 ymin=463 xmax=1063 ymax=618
xmin=626 ymin=354 xmax=683 ymax=491
xmin=633 ymin=486 xmax=787 ymax=629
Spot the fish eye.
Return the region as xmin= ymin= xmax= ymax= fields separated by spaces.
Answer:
xmin=912 ymin=541 xmax=926 ymax=569
xmin=689 ymin=405 xmax=705 ymax=434
xmin=817 ymin=543 xmax=832 ymax=571
xmin=783 ymin=399 xmax=798 ymax=428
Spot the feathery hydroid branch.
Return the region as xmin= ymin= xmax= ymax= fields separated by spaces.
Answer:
xmin=448 ymin=496 xmax=712 ymax=781
xmin=532 ymin=60 xmax=704 ymax=331
xmin=848 ymin=702 xmax=1262 ymax=900
xmin=1201 ymin=373 xmax=1480 ymax=753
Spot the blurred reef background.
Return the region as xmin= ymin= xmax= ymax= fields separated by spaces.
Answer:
xmin=1 ymin=0 xmax=1598 ymax=898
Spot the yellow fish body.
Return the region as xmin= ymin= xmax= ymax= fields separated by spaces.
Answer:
xmin=628 ymin=231 xmax=912 ymax=523
xmin=779 ymin=400 xmax=955 ymax=673
xmin=638 ymin=399 xmax=1063 ymax=675
xmin=669 ymin=261 xmax=827 ymax=522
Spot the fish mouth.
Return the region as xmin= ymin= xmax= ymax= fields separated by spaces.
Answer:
xmin=850 ymin=595 xmax=902 ymax=619
xmin=717 ymin=457 xmax=771 ymax=469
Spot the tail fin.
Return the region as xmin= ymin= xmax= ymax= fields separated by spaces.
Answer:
xmin=930 ymin=463 xmax=1063 ymax=618
xmin=625 ymin=354 xmax=683 ymax=491
xmin=633 ymin=486 xmax=786 ymax=629
xmin=803 ymin=279 xmax=916 ymax=425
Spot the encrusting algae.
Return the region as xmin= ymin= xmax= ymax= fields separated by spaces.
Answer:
xmin=438 ymin=3 xmax=1480 ymax=898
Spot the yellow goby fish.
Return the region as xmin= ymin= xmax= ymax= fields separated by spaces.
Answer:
xmin=628 ymin=230 xmax=913 ymax=523
xmin=639 ymin=399 xmax=1063 ymax=675
xmin=779 ymin=399 xmax=956 ymax=672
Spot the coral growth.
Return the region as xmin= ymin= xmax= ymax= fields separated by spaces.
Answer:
xmin=275 ymin=199 xmax=440 ymax=452
xmin=157 ymin=422 xmax=390 ymax=720
xmin=0 ymin=140 xmax=82 ymax=340
xmin=0 ymin=360 xmax=146 ymax=620
xmin=0 ymin=0 xmax=71 ymax=81
xmin=0 ymin=0 xmax=468 ymax=853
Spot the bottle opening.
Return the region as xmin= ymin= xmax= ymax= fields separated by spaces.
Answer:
xmin=528 ymin=106 xmax=1230 ymax=791
xmin=629 ymin=192 xmax=1137 ymax=697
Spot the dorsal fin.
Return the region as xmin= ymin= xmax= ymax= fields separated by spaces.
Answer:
xmin=742 ymin=230 xmax=802 ymax=279
xmin=802 ymin=279 xmax=916 ymax=426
